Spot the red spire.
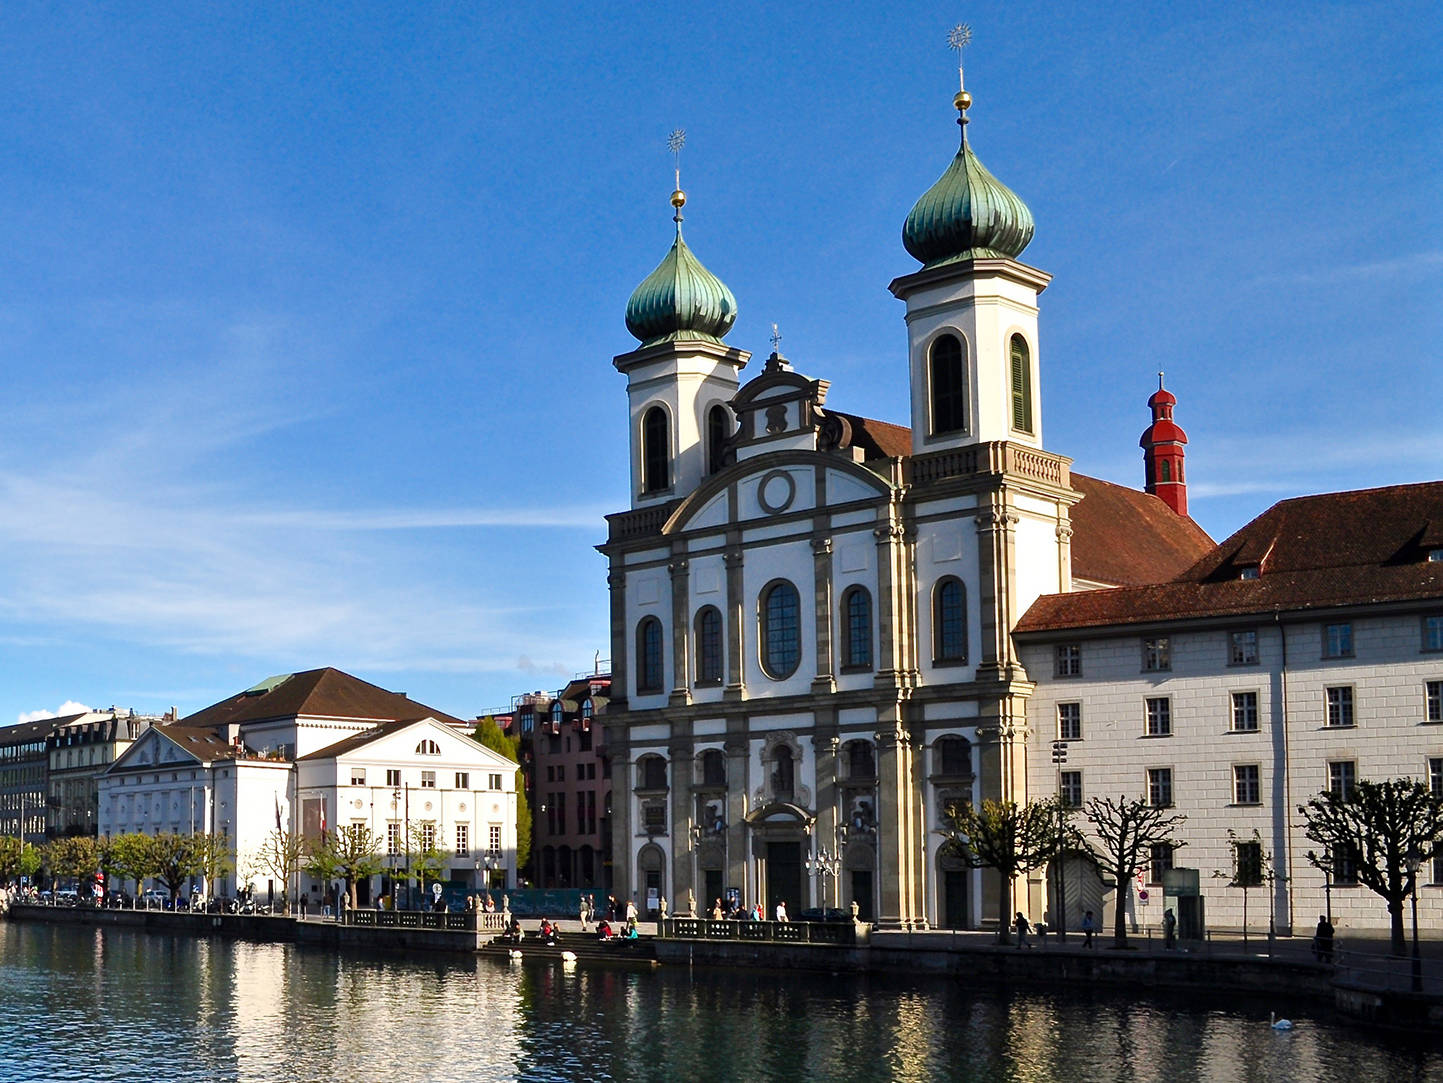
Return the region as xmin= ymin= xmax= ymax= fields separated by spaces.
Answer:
xmin=1140 ymin=373 xmax=1189 ymax=516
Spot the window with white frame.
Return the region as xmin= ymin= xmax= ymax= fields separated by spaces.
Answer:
xmin=1055 ymin=643 xmax=1081 ymax=677
xmin=1145 ymin=697 xmax=1172 ymax=736
xmin=1058 ymin=702 xmax=1082 ymax=741
xmin=455 ymin=772 xmax=469 ymax=790
xmin=1147 ymin=768 xmax=1173 ymax=807
xmin=1325 ymin=686 xmax=1354 ymax=728
xmin=1229 ymin=629 xmax=1259 ymax=665
xmin=1233 ymin=764 xmax=1260 ymax=805
xmin=455 ymin=823 xmax=469 ymax=857
xmin=1059 ymin=770 xmax=1082 ymax=808
xmin=489 ymin=824 xmax=502 ymax=854
xmin=1328 ymin=760 xmax=1356 ymax=800
xmin=420 ymin=770 xmax=437 ymax=789
xmin=1142 ymin=637 xmax=1171 ymax=672
xmin=386 ymin=769 xmax=401 ymax=787
xmin=488 ymin=773 xmax=503 ymax=790
xmin=1231 ymin=691 xmax=1259 ymax=732
xmin=1427 ymin=681 xmax=1442 ymax=723
xmin=351 ymin=767 xmax=366 ymax=786
xmin=386 ymin=821 xmax=399 ymax=855
xmin=420 ymin=822 xmax=436 ymax=851
xmin=1323 ymin=622 xmax=1353 ymax=658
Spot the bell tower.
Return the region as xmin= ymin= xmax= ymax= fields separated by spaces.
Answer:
xmin=1140 ymin=374 xmax=1189 ymax=516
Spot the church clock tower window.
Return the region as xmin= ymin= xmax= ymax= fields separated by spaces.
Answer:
xmin=929 ymin=333 xmax=967 ymax=434
xmin=706 ymin=404 xmax=730 ymax=475
xmin=695 ymin=606 xmax=723 ymax=684
xmin=641 ymin=406 xmax=671 ymax=493
xmin=841 ymin=586 xmax=874 ymax=670
xmin=1009 ymin=335 xmax=1033 ymax=434
xmin=933 ymin=577 xmax=968 ymax=664
xmin=637 ymin=617 xmax=664 ymax=693
xmin=760 ymin=580 xmax=802 ymax=679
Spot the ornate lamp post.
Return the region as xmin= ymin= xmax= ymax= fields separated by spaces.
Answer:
xmin=1408 ymin=847 xmax=1423 ymax=993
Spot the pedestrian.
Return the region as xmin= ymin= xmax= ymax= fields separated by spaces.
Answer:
xmin=1081 ymin=909 xmax=1096 ymax=948
xmin=1014 ymin=911 xmax=1030 ymax=949
xmin=579 ymin=896 xmax=589 ymax=931
xmin=775 ymin=900 xmax=789 ymax=923
xmin=625 ymin=897 xmax=638 ymax=926
xmin=300 ymin=893 xmax=308 ymax=918
xmin=712 ymin=898 xmax=724 ymax=920
xmin=1313 ymin=914 xmax=1335 ymax=964
xmin=1163 ymin=907 xmax=1177 ymax=950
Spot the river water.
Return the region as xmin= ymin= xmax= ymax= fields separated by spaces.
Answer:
xmin=0 ymin=922 xmax=1438 ymax=1082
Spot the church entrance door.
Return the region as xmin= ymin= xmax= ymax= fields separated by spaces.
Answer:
xmin=766 ymin=842 xmax=802 ymax=917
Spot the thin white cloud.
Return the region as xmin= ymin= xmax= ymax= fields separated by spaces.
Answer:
xmin=238 ymin=506 xmax=608 ymax=531
xmin=18 ymin=700 xmax=92 ymax=724
xmin=1254 ymin=250 xmax=1443 ymax=286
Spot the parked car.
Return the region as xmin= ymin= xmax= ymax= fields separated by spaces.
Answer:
xmin=142 ymin=889 xmax=171 ymax=908
xmin=55 ymin=888 xmax=80 ymax=906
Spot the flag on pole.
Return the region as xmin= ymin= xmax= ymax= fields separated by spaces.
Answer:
xmin=275 ymin=793 xmax=283 ymax=833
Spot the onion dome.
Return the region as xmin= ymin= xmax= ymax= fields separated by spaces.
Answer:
xmin=903 ymin=91 xmax=1034 ymax=267
xmin=625 ymin=190 xmax=737 ymax=347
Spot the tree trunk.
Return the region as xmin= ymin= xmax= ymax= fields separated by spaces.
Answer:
xmin=1113 ymin=873 xmax=1128 ymax=947
xmin=1390 ymin=898 xmax=1407 ymax=957
xmin=997 ymin=871 xmax=1013 ymax=945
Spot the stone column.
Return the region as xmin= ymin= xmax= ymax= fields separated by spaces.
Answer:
xmin=811 ymin=534 xmax=835 ymax=695
xmin=873 ymin=713 xmax=916 ymax=927
xmin=975 ymin=501 xmax=1022 ymax=683
xmin=724 ymin=730 xmax=750 ymax=905
xmin=814 ymin=726 xmax=840 ymax=908
xmin=668 ymin=551 xmax=692 ymax=706
xmin=611 ymin=732 xmax=635 ymax=904
xmin=669 ymin=738 xmax=695 ymax=908
xmin=724 ymin=541 xmax=746 ymax=701
xmin=607 ymin=566 xmax=629 ymax=707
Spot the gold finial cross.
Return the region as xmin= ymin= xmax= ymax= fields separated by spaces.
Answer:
xmin=668 ymin=129 xmax=686 ymax=189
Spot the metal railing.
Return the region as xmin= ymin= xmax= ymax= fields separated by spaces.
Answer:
xmin=661 ymin=917 xmax=860 ymax=946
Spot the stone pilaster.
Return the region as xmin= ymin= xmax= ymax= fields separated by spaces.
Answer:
xmin=723 ymin=540 xmax=746 ymax=700
xmin=724 ymin=730 xmax=750 ymax=904
xmin=811 ymin=534 xmax=835 ymax=694
xmin=874 ymin=713 xmax=917 ymax=927
xmin=668 ymin=551 xmax=692 ymax=706
xmin=975 ymin=500 xmax=1022 ymax=683
xmin=669 ymin=737 xmax=695 ymax=906
xmin=607 ymin=566 xmax=628 ymax=707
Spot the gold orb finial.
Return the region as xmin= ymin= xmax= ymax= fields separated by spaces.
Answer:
xmin=671 ymin=189 xmax=686 ymax=209
xmin=954 ymin=89 xmax=972 ymax=113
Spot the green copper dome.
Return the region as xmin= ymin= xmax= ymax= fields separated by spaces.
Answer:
xmin=625 ymin=211 xmax=737 ymax=347
xmin=903 ymin=107 xmax=1034 ymax=267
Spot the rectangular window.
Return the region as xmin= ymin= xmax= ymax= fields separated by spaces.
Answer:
xmin=1333 ymin=844 xmax=1359 ymax=886
xmin=1423 ymin=614 xmax=1443 ymax=652
xmin=1148 ymin=842 xmax=1174 ymax=886
xmin=1058 ymin=702 xmax=1082 ymax=741
xmin=557 ymin=766 xmax=566 ymax=783
xmin=488 ymin=773 xmax=503 ymax=791
xmin=1229 ymin=629 xmax=1259 ymax=665
xmin=1055 ymin=644 xmax=1082 ymax=677
xmin=577 ymin=794 xmax=587 ymax=834
xmin=1427 ymin=681 xmax=1442 ymax=723
xmin=1145 ymin=697 xmax=1172 ymax=737
xmin=546 ymin=766 xmax=554 ymax=782
xmin=1231 ymin=691 xmax=1259 ymax=732
xmin=385 ymin=769 xmax=401 ymax=787
xmin=586 ymin=790 xmax=597 ymax=835
xmin=420 ymin=770 xmax=436 ymax=789
xmin=1328 ymin=760 xmax=1356 ymax=801
xmin=1142 ymin=637 xmax=1171 ymax=672
xmin=1325 ymin=686 xmax=1354 ymax=728
xmin=489 ymin=825 xmax=501 ymax=854
xmin=455 ymin=823 xmax=469 ymax=857
xmin=1324 ymin=622 xmax=1353 ymax=658
xmin=1233 ymin=764 xmax=1260 ymax=805
xmin=1147 ymin=767 xmax=1173 ymax=808
xmin=455 ymin=772 xmax=469 ymax=790
xmin=350 ymin=768 xmax=366 ymax=786
xmin=420 ymin=822 xmax=436 ymax=851
xmin=1059 ymin=770 xmax=1082 ymax=808
xmin=1234 ymin=840 xmax=1263 ymax=886
xmin=386 ymin=822 xmax=399 ymax=856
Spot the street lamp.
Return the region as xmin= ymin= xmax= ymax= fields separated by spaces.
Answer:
xmin=1052 ymin=740 xmax=1069 ymax=941
xmin=805 ymin=846 xmax=841 ymax=909
xmin=1408 ymin=847 xmax=1423 ymax=993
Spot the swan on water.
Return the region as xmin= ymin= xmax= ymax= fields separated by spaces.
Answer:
xmin=560 ymin=950 xmax=578 ymax=962
xmin=1270 ymin=1012 xmax=1293 ymax=1030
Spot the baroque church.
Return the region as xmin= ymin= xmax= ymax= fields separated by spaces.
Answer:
xmin=598 ymin=76 xmax=1210 ymax=930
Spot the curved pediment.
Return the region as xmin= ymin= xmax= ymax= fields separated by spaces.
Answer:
xmin=743 ymin=801 xmax=815 ymax=827
xmin=665 ymin=451 xmax=892 ymax=536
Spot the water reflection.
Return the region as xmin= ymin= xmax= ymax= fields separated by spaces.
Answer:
xmin=0 ymin=923 xmax=1438 ymax=1082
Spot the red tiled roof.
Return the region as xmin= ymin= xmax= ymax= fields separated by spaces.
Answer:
xmin=829 ymin=412 xmax=915 ymax=461
xmin=1069 ymin=474 xmax=1214 ymax=587
xmin=181 ymin=667 xmax=463 ymax=730
xmin=1016 ymin=481 xmax=1443 ymax=634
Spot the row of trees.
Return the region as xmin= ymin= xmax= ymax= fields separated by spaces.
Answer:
xmin=942 ymin=776 xmax=1443 ymax=955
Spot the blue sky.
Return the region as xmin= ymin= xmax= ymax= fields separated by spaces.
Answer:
xmin=1 ymin=2 xmax=1438 ymax=724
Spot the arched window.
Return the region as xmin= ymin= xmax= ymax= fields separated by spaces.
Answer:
xmin=936 ymin=736 xmax=972 ymax=777
xmin=773 ymin=746 xmax=795 ymax=801
xmin=581 ymin=699 xmax=593 ymax=726
xmin=550 ymin=701 xmax=563 ymax=726
xmin=841 ymin=586 xmax=873 ymax=670
xmin=706 ymin=404 xmax=731 ymax=476
xmin=694 ymin=606 xmax=723 ymax=685
xmin=934 ymin=577 xmax=967 ymax=664
xmin=641 ymin=406 xmax=670 ymax=493
xmin=759 ymin=580 xmax=801 ymax=679
xmin=638 ymin=755 xmax=668 ymax=791
xmin=700 ymin=749 xmax=726 ymax=788
xmin=929 ymin=333 xmax=967 ymax=434
xmin=636 ymin=617 xmax=664 ymax=694
xmin=415 ymin=739 xmax=441 ymax=756
xmin=1009 ymin=335 xmax=1033 ymax=434
xmin=1160 ymin=460 xmax=1171 ymax=482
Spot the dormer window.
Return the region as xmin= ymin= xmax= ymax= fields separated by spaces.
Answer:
xmin=1239 ymin=565 xmax=1260 ymax=580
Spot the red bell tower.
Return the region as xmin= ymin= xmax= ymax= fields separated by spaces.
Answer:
xmin=1140 ymin=373 xmax=1189 ymax=516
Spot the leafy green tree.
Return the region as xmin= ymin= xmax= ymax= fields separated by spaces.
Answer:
xmin=109 ymin=833 xmax=159 ymax=900
xmin=44 ymin=835 xmax=99 ymax=888
xmin=407 ymin=822 xmax=447 ymax=906
xmin=151 ymin=833 xmax=202 ymax=902
xmin=1081 ymin=795 xmax=1187 ymax=948
xmin=473 ymin=714 xmax=530 ymax=876
xmin=0 ymin=836 xmax=42 ymax=886
xmin=1300 ymin=777 xmax=1443 ymax=956
xmin=941 ymin=798 xmax=1062 ymax=943
xmin=305 ymin=824 xmax=383 ymax=909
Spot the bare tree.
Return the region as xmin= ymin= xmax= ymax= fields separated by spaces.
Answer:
xmin=1300 ymin=777 xmax=1443 ymax=956
xmin=305 ymin=825 xmax=384 ymax=910
xmin=254 ymin=828 xmax=305 ymax=914
xmin=190 ymin=834 xmax=235 ymax=902
xmin=941 ymin=798 xmax=1061 ymax=943
xmin=1081 ymin=795 xmax=1186 ymax=948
